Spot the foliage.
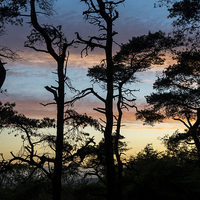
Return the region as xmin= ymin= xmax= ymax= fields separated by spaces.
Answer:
xmin=123 ymin=144 xmax=200 ymax=200
xmin=74 ymin=1 xmax=127 ymax=199
xmin=137 ymin=49 xmax=200 ymax=160
xmin=155 ymin=0 xmax=200 ymax=27
xmin=0 ymin=101 xmax=102 ymax=173
xmin=1 ymin=144 xmax=200 ymax=200
xmin=88 ymin=31 xmax=173 ymax=87
xmin=0 ymin=163 xmax=52 ymax=200
xmin=0 ymin=0 xmax=55 ymax=26
xmin=137 ymin=0 xmax=200 ymax=159
xmin=155 ymin=0 xmax=200 ymax=48
xmin=0 ymin=101 xmax=55 ymax=130
xmin=0 ymin=0 xmax=30 ymax=61
xmin=0 ymin=0 xmax=56 ymax=61
xmin=114 ymin=31 xmax=172 ymax=65
xmin=167 ymin=0 xmax=200 ymax=28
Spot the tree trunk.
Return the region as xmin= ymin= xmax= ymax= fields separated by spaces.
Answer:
xmin=114 ymin=84 xmax=123 ymax=200
xmin=0 ymin=60 xmax=6 ymax=89
xmin=30 ymin=1 xmax=68 ymax=199
xmin=191 ymin=109 xmax=200 ymax=168
xmin=104 ymin=20 xmax=117 ymax=200
xmin=53 ymin=61 xmax=65 ymax=200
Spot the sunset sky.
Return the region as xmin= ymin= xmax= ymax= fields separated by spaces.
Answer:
xmin=0 ymin=0 xmax=183 ymax=158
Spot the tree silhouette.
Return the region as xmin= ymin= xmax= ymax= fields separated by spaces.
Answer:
xmin=0 ymin=60 xmax=6 ymax=89
xmin=0 ymin=102 xmax=101 ymax=193
xmin=69 ymin=1 xmax=125 ymax=199
xmin=0 ymin=1 xmax=101 ymax=199
xmin=137 ymin=50 xmax=200 ymax=166
xmin=26 ymin=2 xmax=73 ymax=197
xmin=0 ymin=0 xmax=24 ymax=60
xmin=156 ymin=0 xmax=200 ymax=28
xmin=0 ymin=102 xmax=55 ymax=178
xmin=74 ymin=1 xmax=125 ymax=199
xmin=113 ymin=31 xmax=174 ymax=195
xmin=1 ymin=0 xmax=74 ymax=198
xmin=86 ymin=31 xmax=173 ymax=198
xmin=139 ymin=0 xmax=200 ymax=166
xmin=155 ymin=0 xmax=200 ymax=47
xmin=66 ymin=0 xmax=174 ymax=198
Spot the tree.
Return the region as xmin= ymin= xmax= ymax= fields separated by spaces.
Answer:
xmin=0 ymin=102 xmax=101 ymax=174
xmin=0 ymin=1 xmax=24 ymax=91
xmin=1 ymin=0 xmax=70 ymax=198
xmin=155 ymin=0 xmax=200 ymax=47
xmin=123 ymin=143 xmax=200 ymax=200
xmin=0 ymin=0 xmax=23 ymax=60
xmin=0 ymin=102 xmax=103 ymax=200
xmin=0 ymin=60 xmax=6 ymax=89
xmin=137 ymin=50 xmax=200 ymax=166
xmin=0 ymin=1 xmax=100 ymax=200
xmin=85 ymin=31 xmax=172 ymax=199
xmin=74 ymin=1 xmax=125 ymax=199
xmin=0 ymin=102 xmax=55 ymax=177
xmin=0 ymin=0 xmax=75 ymax=199
xmin=67 ymin=0 xmax=174 ymax=198
xmin=156 ymin=0 xmax=200 ymax=28
xmin=113 ymin=31 xmax=173 ymax=195
xmin=27 ymin=2 xmax=71 ymax=199
xmin=139 ymin=0 xmax=200 ymax=165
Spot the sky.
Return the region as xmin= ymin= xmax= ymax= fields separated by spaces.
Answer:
xmin=0 ymin=0 xmax=183 ymax=158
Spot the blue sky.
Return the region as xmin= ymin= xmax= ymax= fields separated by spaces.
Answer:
xmin=0 ymin=0 xmax=182 ymax=157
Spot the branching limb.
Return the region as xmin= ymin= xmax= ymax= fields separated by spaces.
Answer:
xmin=173 ymin=117 xmax=190 ymax=129
xmin=121 ymin=102 xmax=138 ymax=111
xmin=24 ymin=45 xmax=49 ymax=53
xmin=45 ymin=86 xmax=58 ymax=102
xmin=84 ymin=170 xmax=107 ymax=186
xmin=185 ymin=113 xmax=192 ymax=128
xmin=0 ymin=46 xmax=21 ymax=61
xmin=40 ymin=102 xmax=56 ymax=106
xmin=93 ymin=107 xmax=106 ymax=115
xmin=65 ymin=87 xmax=105 ymax=106
xmin=75 ymin=32 xmax=106 ymax=57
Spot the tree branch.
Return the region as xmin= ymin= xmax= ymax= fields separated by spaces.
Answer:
xmin=65 ymin=87 xmax=105 ymax=106
xmin=24 ymin=45 xmax=49 ymax=53
xmin=173 ymin=117 xmax=190 ymax=129
xmin=44 ymin=86 xmax=58 ymax=102
xmin=75 ymin=32 xmax=106 ymax=57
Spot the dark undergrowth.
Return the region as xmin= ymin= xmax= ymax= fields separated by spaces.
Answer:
xmin=1 ymin=144 xmax=200 ymax=200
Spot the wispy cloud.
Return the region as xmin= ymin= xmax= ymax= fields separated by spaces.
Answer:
xmin=0 ymin=0 xmax=176 ymax=126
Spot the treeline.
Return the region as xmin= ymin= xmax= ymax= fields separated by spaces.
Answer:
xmin=1 ymin=144 xmax=200 ymax=200
xmin=1 ymin=0 xmax=200 ymax=200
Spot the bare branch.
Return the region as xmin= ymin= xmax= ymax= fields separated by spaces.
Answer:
xmin=40 ymin=102 xmax=56 ymax=107
xmin=75 ymin=32 xmax=106 ymax=57
xmin=93 ymin=107 xmax=106 ymax=115
xmin=65 ymin=87 xmax=105 ymax=106
xmin=0 ymin=46 xmax=21 ymax=61
xmin=185 ymin=113 xmax=193 ymax=128
xmin=45 ymin=86 xmax=58 ymax=102
xmin=24 ymin=45 xmax=49 ymax=53
xmin=173 ymin=117 xmax=190 ymax=129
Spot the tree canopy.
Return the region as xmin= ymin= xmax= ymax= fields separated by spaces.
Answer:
xmin=137 ymin=49 xmax=200 ymax=166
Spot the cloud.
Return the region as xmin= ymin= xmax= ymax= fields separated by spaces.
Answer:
xmin=0 ymin=95 xmax=56 ymax=119
xmin=0 ymin=0 xmax=177 ymax=126
xmin=1 ymin=0 xmax=174 ymax=63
